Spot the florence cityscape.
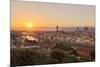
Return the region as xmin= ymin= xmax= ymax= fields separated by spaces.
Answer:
xmin=10 ymin=0 xmax=95 ymax=66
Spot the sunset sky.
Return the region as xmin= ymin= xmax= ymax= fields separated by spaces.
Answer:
xmin=11 ymin=1 xmax=95 ymax=30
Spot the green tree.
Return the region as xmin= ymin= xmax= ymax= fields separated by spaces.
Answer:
xmin=11 ymin=48 xmax=40 ymax=66
xmin=51 ymin=42 xmax=74 ymax=51
xmin=62 ymin=55 xmax=79 ymax=63
xmin=50 ymin=48 xmax=64 ymax=62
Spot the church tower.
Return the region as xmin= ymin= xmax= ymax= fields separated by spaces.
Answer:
xmin=56 ymin=25 xmax=58 ymax=33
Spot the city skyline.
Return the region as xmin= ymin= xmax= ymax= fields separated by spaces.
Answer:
xmin=11 ymin=1 xmax=95 ymax=30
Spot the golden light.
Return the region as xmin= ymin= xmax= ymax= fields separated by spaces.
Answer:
xmin=27 ymin=24 xmax=33 ymax=28
xmin=26 ymin=21 xmax=33 ymax=30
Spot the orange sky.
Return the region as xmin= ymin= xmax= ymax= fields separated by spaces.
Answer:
xmin=11 ymin=1 xmax=95 ymax=30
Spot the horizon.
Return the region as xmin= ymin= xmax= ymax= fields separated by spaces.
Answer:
xmin=11 ymin=26 xmax=95 ymax=31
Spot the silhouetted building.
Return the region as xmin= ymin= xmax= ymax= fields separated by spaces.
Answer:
xmin=84 ymin=26 xmax=89 ymax=33
xmin=56 ymin=25 xmax=58 ymax=33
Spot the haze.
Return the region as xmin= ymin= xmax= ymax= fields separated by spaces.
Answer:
xmin=11 ymin=1 xmax=95 ymax=30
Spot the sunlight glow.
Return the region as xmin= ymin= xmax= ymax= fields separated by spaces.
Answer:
xmin=26 ymin=21 xmax=33 ymax=30
xmin=27 ymin=24 xmax=33 ymax=28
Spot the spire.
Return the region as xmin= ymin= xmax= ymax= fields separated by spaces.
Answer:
xmin=84 ymin=26 xmax=89 ymax=33
xmin=56 ymin=25 xmax=58 ymax=32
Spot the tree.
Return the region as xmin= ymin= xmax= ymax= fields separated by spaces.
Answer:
xmin=11 ymin=48 xmax=53 ymax=66
xmin=62 ymin=55 xmax=79 ymax=63
xmin=50 ymin=48 xmax=64 ymax=62
xmin=11 ymin=48 xmax=40 ymax=66
xmin=51 ymin=42 xmax=74 ymax=51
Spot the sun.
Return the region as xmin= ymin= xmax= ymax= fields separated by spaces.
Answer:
xmin=27 ymin=24 xmax=33 ymax=28
xmin=26 ymin=21 xmax=33 ymax=30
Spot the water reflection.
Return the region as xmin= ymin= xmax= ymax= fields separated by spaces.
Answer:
xmin=25 ymin=35 xmax=38 ymax=41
